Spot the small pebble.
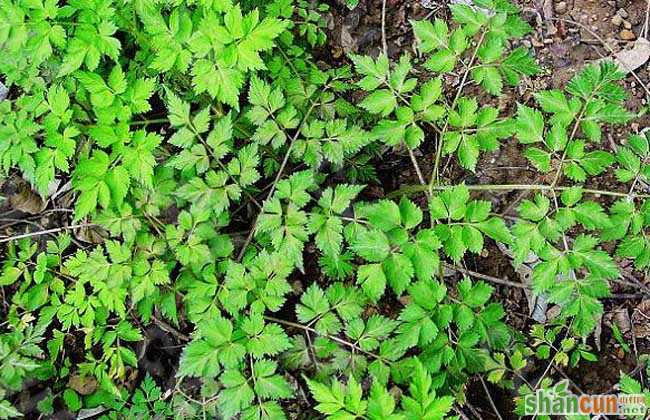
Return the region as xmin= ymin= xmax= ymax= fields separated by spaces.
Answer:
xmin=623 ymin=20 xmax=632 ymax=30
xmin=616 ymin=347 xmax=625 ymax=359
xmin=555 ymin=1 xmax=567 ymax=13
xmin=620 ymin=29 xmax=636 ymax=40
xmin=618 ymin=8 xmax=629 ymax=19
xmin=612 ymin=15 xmax=623 ymax=27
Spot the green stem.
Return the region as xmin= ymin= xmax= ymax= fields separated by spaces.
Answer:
xmin=263 ymin=315 xmax=387 ymax=362
xmin=551 ymin=73 xmax=611 ymax=188
xmin=386 ymin=183 xmax=650 ymax=200
xmin=129 ymin=118 xmax=170 ymax=126
xmin=236 ymin=85 xmax=328 ymax=261
xmin=430 ymin=31 xmax=486 ymax=189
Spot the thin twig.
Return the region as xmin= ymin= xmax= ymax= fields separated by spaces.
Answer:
xmin=617 ymin=271 xmax=650 ymax=295
xmin=478 ymin=375 xmax=503 ymax=420
xmin=642 ymin=0 xmax=650 ymax=39
xmin=381 ymin=0 xmax=388 ymax=57
xmin=630 ymin=312 xmax=644 ymax=388
xmin=407 ymin=146 xmax=427 ymax=187
xmin=0 ymin=223 xmax=95 ymax=244
xmin=455 ymin=406 xmax=472 ymax=420
xmin=152 ymin=316 xmax=190 ymax=342
xmin=466 ymin=401 xmax=485 ymax=420
xmin=552 ymin=365 xmax=585 ymax=394
xmin=610 ymin=293 xmax=645 ymax=299
xmin=0 ymin=218 xmax=45 ymax=232
xmin=444 ymin=263 xmax=526 ymax=289
xmin=388 ymin=183 xmax=648 ymax=199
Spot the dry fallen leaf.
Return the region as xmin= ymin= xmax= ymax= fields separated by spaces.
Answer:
xmin=9 ymin=187 xmax=45 ymax=214
xmin=75 ymin=225 xmax=107 ymax=244
xmin=612 ymin=308 xmax=632 ymax=334
xmin=605 ymin=37 xmax=650 ymax=74
xmin=68 ymin=374 xmax=98 ymax=395
xmin=340 ymin=24 xmax=356 ymax=54
xmin=497 ymin=243 xmax=547 ymax=322
xmin=631 ymin=299 xmax=650 ymax=339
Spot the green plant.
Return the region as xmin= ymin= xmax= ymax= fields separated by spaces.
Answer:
xmin=0 ymin=0 xmax=648 ymax=418
xmin=0 ymin=320 xmax=48 ymax=418
xmin=618 ymin=357 xmax=650 ymax=419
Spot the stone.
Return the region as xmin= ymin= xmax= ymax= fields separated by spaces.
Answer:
xmin=617 ymin=8 xmax=629 ymax=19
xmin=611 ymin=14 xmax=623 ymax=27
xmin=606 ymin=37 xmax=650 ymax=74
xmin=623 ymin=20 xmax=632 ymax=30
xmin=555 ymin=1 xmax=567 ymax=13
xmin=620 ymin=29 xmax=636 ymax=40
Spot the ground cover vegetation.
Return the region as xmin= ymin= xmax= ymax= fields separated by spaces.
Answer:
xmin=0 ymin=0 xmax=649 ymax=417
